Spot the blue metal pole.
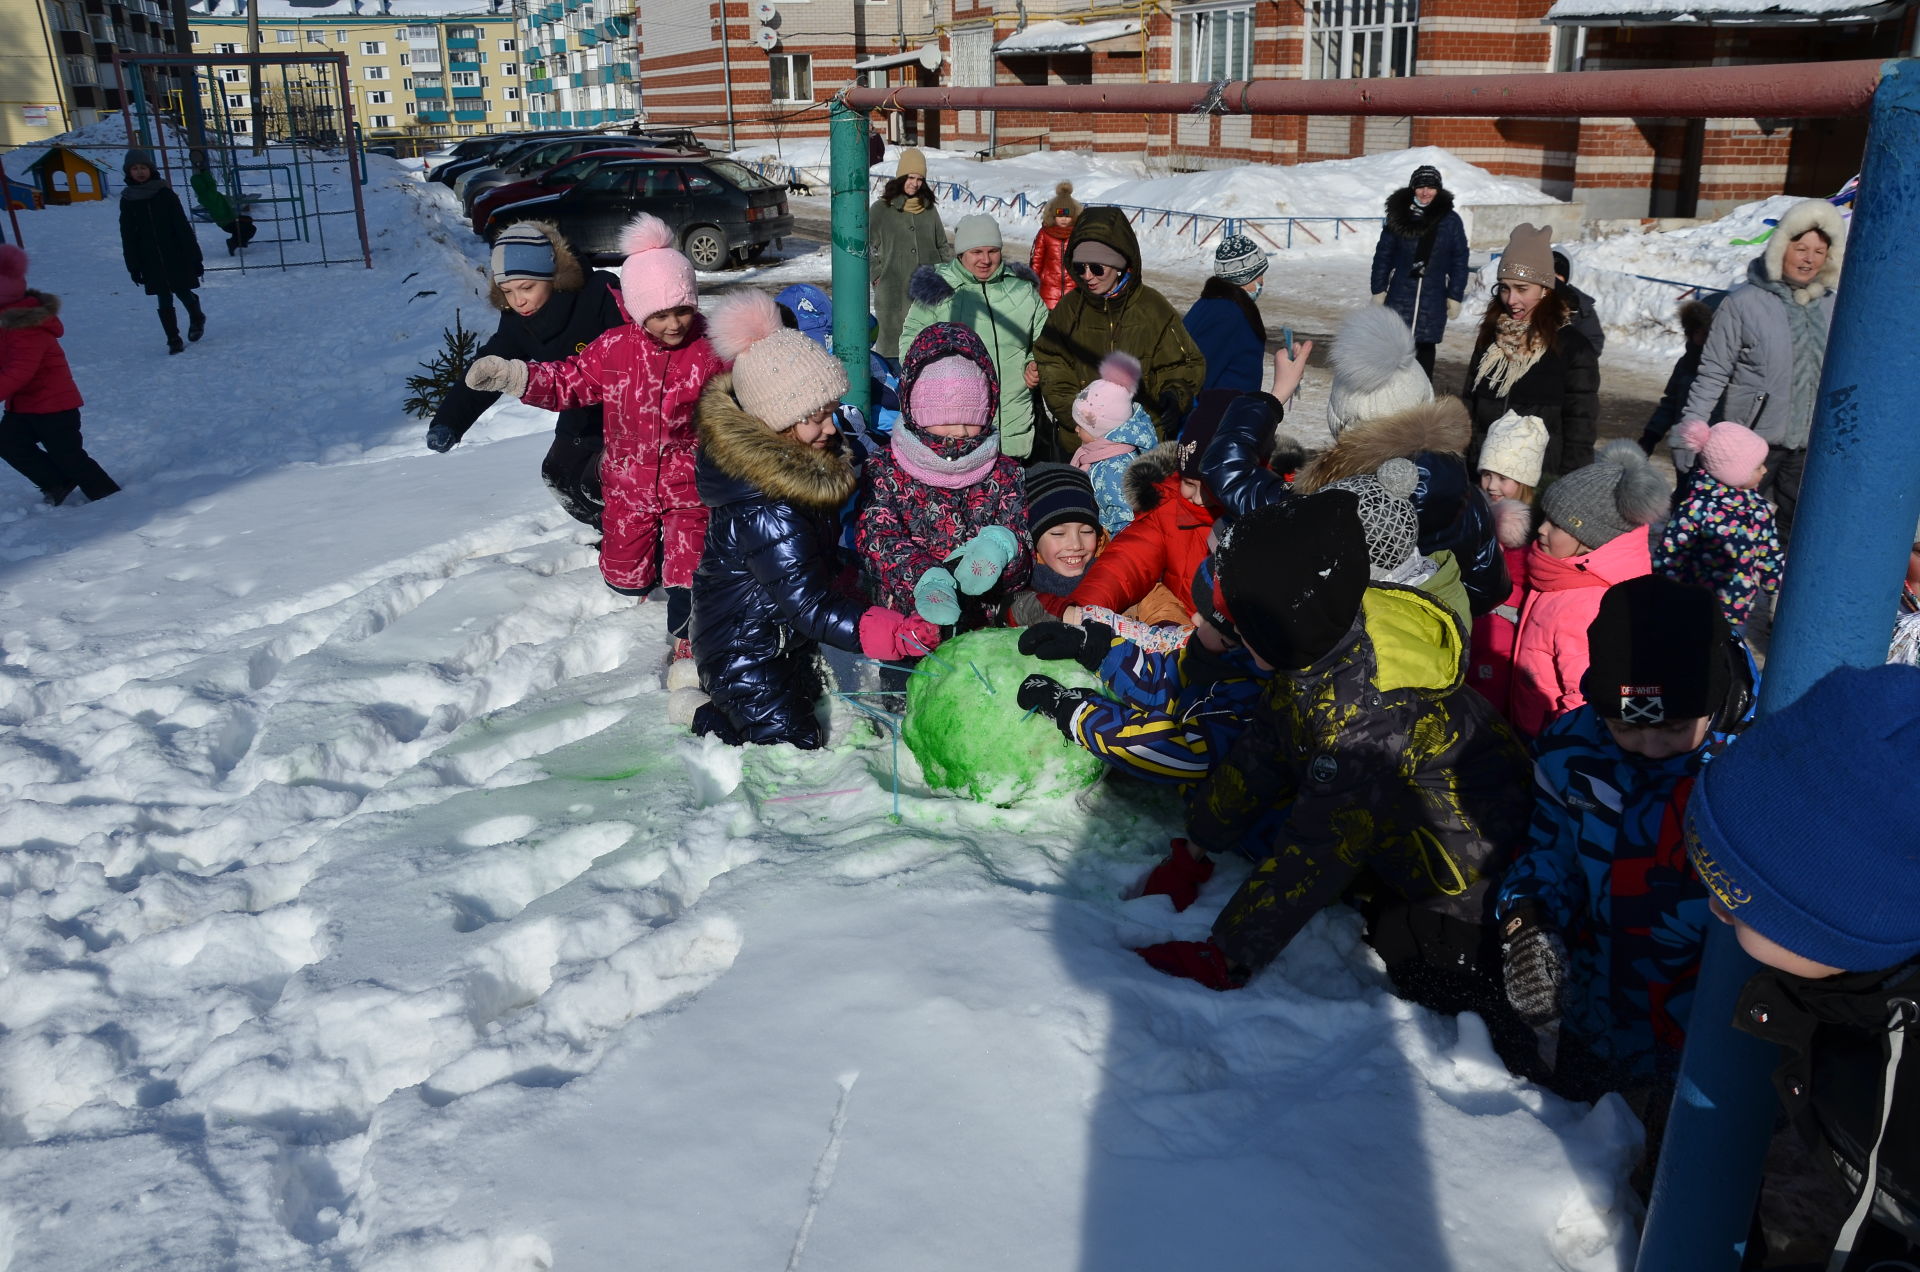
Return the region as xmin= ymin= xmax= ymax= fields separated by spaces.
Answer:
xmin=1635 ymin=56 xmax=1920 ymax=1271
xmin=829 ymin=96 xmax=873 ymax=420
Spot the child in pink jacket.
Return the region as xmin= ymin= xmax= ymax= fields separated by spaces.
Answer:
xmin=1509 ymin=440 xmax=1671 ymax=737
xmin=467 ymin=214 xmax=723 ymax=667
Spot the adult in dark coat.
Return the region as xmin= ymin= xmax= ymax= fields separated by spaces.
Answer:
xmin=1370 ymin=163 xmax=1469 ymax=379
xmin=1552 ymin=250 xmax=1606 ymax=358
xmin=427 ymin=220 xmax=623 ymax=528
xmin=119 ymin=148 xmax=205 ymax=355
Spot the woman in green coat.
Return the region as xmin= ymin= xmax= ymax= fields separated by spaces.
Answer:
xmin=868 ymin=148 xmax=948 ymax=366
xmin=899 ymin=213 xmax=1048 ymax=460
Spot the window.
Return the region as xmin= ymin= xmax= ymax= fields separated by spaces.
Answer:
xmin=306 ymin=30 xmax=324 ymax=42
xmin=499 ymin=38 xmax=516 ymax=50
xmin=405 ymin=25 xmax=434 ymax=39
xmin=501 ymin=62 xmax=518 ymax=75
xmin=275 ymin=28 xmax=295 ymax=43
xmin=225 ymin=93 xmax=247 ymax=107
xmin=367 ymin=90 xmax=391 ymax=103
xmin=220 ymin=66 xmax=244 ymax=82
xmin=215 ymin=41 xmax=239 ymax=53
xmin=450 ymin=25 xmax=480 ymax=39
xmin=950 ymin=27 xmax=991 ymax=87
xmin=1307 ymin=0 xmax=1417 ymax=79
xmin=336 ymin=29 xmax=349 ymax=41
xmin=1551 ymin=24 xmax=1584 ymax=72
xmin=450 ymin=70 xmax=478 ymax=86
xmin=507 ymin=110 xmax=521 ymax=122
xmin=768 ymin=52 xmax=812 ymax=102
xmin=1172 ymin=6 xmax=1253 ymax=82
xmin=364 ymin=66 xmax=389 ymax=79
xmin=360 ymin=40 xmax=385 ymax=54
xmin=402 ymin=76 xmax=413 ymax=89
xmin=230 ymin=118 xmax=250 ymax=134
xmin=65 ymin=54 xmax=95 ymax=85
xmin=414 ymin=73 xmax=442 ymax=87
xmin=188 ymin=27 xmax=199 ymax=42
xmin=403 ymin=101 xmax=415 ymax=112
xmin=399 ymin=52 xmax=410 ymax=64
xmin=370 ymin=114 xmax=394 ymax=127
xmin=458 ymin=124 xmax=475 ymax=134
xmin=503 ymin=85 xmax=520 ymax=99
xmin=395 ymin=28 xmax=406 ymax=37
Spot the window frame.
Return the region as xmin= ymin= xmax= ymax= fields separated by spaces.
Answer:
xmin=1171 ymin=4 xmax=1255 ymax=83
xmin=768 ymin=51 xmax=813 ymax=104
xmin=1305 ymin=0 xmax=1419 ymax=81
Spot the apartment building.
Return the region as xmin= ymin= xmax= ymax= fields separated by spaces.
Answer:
xmin=516 ymin=0 xmax=640 ymax=129
xmin=0 ymin=0 xmax=181 ymax=151
xmin=185 ymin=0 xmax=524 ymax=142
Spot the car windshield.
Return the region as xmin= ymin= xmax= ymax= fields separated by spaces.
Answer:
xmin=701 ymin=159 xmax=771 ymax=190
xmin=546 ymin=156 xmax=600 ymax=183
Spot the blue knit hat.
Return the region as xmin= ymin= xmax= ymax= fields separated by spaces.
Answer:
xmin=1686 ymin=664 xmax=1920 ymax=972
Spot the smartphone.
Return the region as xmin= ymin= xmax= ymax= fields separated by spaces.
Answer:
xmin=1283 ymin=327 xmax=1295 ymax=358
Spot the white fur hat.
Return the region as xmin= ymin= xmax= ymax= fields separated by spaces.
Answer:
xmin=1326 ymin=306 xmax=1434 ymax=435
xmin=1478 ymin=410 xmax=1548 ymax=487
xmin=1762 ymin=199 xmax=1847 ymax=302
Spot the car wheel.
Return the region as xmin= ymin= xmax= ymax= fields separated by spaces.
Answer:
xmin=682 ymin=225 xmax=727 ymax=270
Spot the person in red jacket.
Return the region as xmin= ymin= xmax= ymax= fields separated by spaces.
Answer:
xmin=466 ymin=214 xmax=724 ymax=673
xmin=0 ymin=246 xmax=119 ymax=506
xmin=1029 ymin=182 xmax=1080 ymax=311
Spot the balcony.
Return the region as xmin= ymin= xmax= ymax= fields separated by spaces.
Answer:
xmin=569 ymin=71 xmax=584 ymax=86
xmin=598 ymin=63 xmax=630 ymax=84
xmin=578 ymin=28 xmax=597 ymax=45
xmin=548 ymin=37 xmax=565 ymax=52
xmin=602 ymin=15 xmax=630 ymax=37
xmin=528 ymin=77 xmax=552 ymax=93
xmin=446 ymin=36 xmax=477 ymax=48
xmin=416 ymin=109 xmax=449 ymax=122
xmin=451 ymin=85 xmax=482 ymax=98
xmin=453 ymin=109 xmax=486 ymax=121
xmin=413 ymin=85 xmax=445 ymax=98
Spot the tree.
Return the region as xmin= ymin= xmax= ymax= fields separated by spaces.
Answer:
xmin=403 ymin=311 xmax=479 ymax=420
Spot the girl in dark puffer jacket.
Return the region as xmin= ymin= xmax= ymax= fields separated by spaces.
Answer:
xmin=677 ymin=291 xmax=942 ymax=748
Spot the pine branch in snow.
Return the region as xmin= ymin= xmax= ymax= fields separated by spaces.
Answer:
xmin=403 ymin=311 xmax=479 ymax=420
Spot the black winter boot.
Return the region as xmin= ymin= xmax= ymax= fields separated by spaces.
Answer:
xmin=188 ymin=313 xmax=205 ymax=342
xmin=168 ymin=335 xmax=186 ymax=354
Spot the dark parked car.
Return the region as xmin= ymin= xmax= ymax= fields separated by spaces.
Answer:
xmin=488 ymin=158 xmax=792 ymax=270
xmin=457 ymin=135 xmax=655 ymax=210
xmin=434 ymin=131 xmax=587 ymax=188
xmin=471 ymin=148 xmax=679 ymax=235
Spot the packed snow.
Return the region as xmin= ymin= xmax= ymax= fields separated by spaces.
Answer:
xmin=0 ymin=137 xmax=1663 ymax=1269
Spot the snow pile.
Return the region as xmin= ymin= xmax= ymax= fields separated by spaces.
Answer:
xmin=0 ymin=150 xmax=1639 ymax=1269
xmin=2 ymin=116 xmax=187 ymax=189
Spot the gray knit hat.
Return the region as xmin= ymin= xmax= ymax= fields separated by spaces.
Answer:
xmin=953 ymin=213 xmax=1003 ymax=255
xmin=1213 ymin=234 xmax=1268 ymax=286
xmin=1325 ymin=457 xmax=1422 ymax=581
xmin=490 ymin=221 xmax=558 ymax=285
xmin=1540 ymin=439 xmax=1673 ymax=551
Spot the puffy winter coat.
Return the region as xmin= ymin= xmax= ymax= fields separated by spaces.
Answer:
xmin=1063 ymin=635 xmax=1268 ymax=785
xmin=1208 ymin=395 xmax=1511 ymax=617
xmin=119 ymin=181 xmax=203 ymax=295
xmin=1467 ymin=535 xmax=1531 ymax=720
xmin=869 ymin=194 xmax=948 ymax=360
xmin=522 ymin=314 xmax=724 ymax=591
xmin=900 ymin=257 xmax=1048 ymax=457
xmin=1188 ymin=584 xmax=1532 ymax=979
xmin=688 ymin=374 xmax=867 ymax=749
xmin=0 ymin=292 xmax=83 ymax=413
xmin=1464 ymin=324 xmax=1600 ymax=482
xmin=1509 ymin=528 xmax=1654 ymax=738
xmin=1034 ymin=208 xmax=1207 ymax=454
xmin=856 ymin=322 xmax=1030 ymax=627
xmin=1654 ymin=470 xmax=1783 ymax=629
xmin=1499 ymin=654 xmax=1755 ymax=1096
xmin=1182 ymin=291 xmax=1265 ymax=394
xmin=1067 ymin=442 xmax=1212 ymax=618
xmin=433 ymin=225 xmax=624 ymax=446
xmin=1370 ymin=188 xmax=1470 ymax=346
xmin=1561 ymin=282 xmax=1607 ymax=359
xmin=1029 ymin=224 xmax=1075 ymax=310
xmin=1083 ymin=405 xmax=1159 ymax=534
xmin=1683 ymin=255 xmax=1837 ymax=450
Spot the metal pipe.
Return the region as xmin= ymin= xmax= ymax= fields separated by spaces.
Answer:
xmin=1634 ymin=55 xmax=1920 ymax=1272
xmin=334 ymin=52 xmax=374 ymax=268
xmin=716 ymin=0 xmax=737 ymax=151
xmin=829 ymin=97 xmax=872 ymax=420
xmin=846 ymin=59 xmax=1880 ymax=118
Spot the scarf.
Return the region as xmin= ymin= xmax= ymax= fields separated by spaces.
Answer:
xmin=1029 ymin=559 xmax=1084 ymax=599
xmin=1474 ymin=313 xmax=1549 ymax=399
xmin=901 ymin=196 xmax=927 ymax=214
xmin=891 ymin=423 xmax=1000 ymax=489
xmin=1071 ymin=423 xmax=1137 ymax=471
xmin=122 ymin=177 xmax=167 ymax=203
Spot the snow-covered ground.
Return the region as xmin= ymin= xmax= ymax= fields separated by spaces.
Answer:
xmin=0 ymin=143 xmax=1653 ymax=1270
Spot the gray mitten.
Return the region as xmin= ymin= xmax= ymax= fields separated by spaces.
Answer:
xmin=466 ymin=355 xmax=529 ymax=396
xmin=1500 ymin=905 xmax=1567 ymax=1028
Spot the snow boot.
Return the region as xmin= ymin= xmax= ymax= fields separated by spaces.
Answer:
xmin=666 ymin=687 xmax=709 ymax=727
xmin=167 ymin=335 xmax=186 ymax=355
xmin=187 ymin=308 xmax=206 ymax=342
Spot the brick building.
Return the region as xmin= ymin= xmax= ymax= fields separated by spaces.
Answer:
xmin=650 ymin=0 xmax=1900 ymax=217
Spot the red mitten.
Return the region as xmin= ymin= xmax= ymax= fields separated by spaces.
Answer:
xmin=858 ymin=608 xmax=941 ymax=661
xmin=1135 ymin=940 xmax=1240 ymax=991
xmin=1137 ymin=839 xmax=1214 ymax=912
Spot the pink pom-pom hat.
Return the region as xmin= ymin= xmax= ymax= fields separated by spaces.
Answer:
xmin=707 ymin=289 xmax=848 ymax=431
xmin=619 ymin=213 xmax=698 ymax=321
xmin=1676 ymin=418 xmax=1769 ymax=488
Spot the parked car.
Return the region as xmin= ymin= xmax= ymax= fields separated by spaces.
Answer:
xmin=488 ymin=158 xmax=793 ymax=270
xmin=458 ymin=135 xmax=653 ymax=212
xmin=434 ymin=132 xmax=584 ymax=188
xmin=471 ymin=148 xmax=679 ymax=235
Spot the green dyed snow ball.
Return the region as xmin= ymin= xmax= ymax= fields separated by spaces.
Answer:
xmin=903 ymin=628 xmax=1109 ymax=804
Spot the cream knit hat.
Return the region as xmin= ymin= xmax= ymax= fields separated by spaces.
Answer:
xmin=708 ymin=290 xmax=849 ymax=431
xmin=1478 ymin=410 xmax=1548 ymax=487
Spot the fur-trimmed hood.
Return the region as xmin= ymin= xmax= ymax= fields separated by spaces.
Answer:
xmin=1123 ymin=440 xmax=1184 ymax=512
xmin=0 ymin=290 xmax=60 ymax=331
xmin=485 ymin=220 xmax=587 ymax=308
xmin=1759 ymin=199 xmax=1846 ymax=304
xmin=1294 ymin=398 xmax=1472 ymax=493
xmin=697 ymin=373 xmax=857 ymax=509
xmin=908 ymin=258 xmax=1040 ymax=306
xmin=1383 ymin=187 xmax=1456 ymax=239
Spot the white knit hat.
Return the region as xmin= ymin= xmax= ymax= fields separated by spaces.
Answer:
xmin=1326 ymin=306 xmax=1433 ymax=435
xmin=1478 ymin=410 xmax=1548 ymax=487
xmin=708 ymin=290 xmax=848 ymax=431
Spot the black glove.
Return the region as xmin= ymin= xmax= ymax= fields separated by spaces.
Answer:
xmin=425 ymin=422 xmax=458 ymax=453
xmin=1017 ymin=673 xmax=1095 ymax=731
xmin=1500 ymin=905 xmax=1567 ymax=1028
xmin=1018 ymin=620 xmax=1114 ymax=672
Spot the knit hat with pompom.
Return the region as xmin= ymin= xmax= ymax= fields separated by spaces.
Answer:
xmin=1327 ymin=305 xmax=1434 ymax=435
xmin=1674 ymin=418 xmax=1770 ymax=489
xmin=620 ymin=213 xmax=698 ymax=321
xmin=708 ymin=289 xmax=848 ymax=431
xmin=1071 ymin=351 xmax=1141 ymax=438
xmin=0 ymin=245 xmax=28 ymax=306
xmin=1541 ymin=439 xmax=1672 ymax=550
xmin=1325 ymin=457 xmax=1423 ymax=581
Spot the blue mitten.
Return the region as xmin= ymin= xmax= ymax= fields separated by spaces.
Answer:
xmin=951 ymin=526 xmax=1019 ymax=596
xmin=913 ymin=567 xmax=961 ymax=626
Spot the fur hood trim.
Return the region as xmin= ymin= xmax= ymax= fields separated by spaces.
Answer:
xmin=0 ymin=290 xmax=60 ymax=330
xmin=1294 ymin=398 xmax=1472 ymax=492
xmin=1124 ymin=441 xmax=1183 ymax=512
xmin=1492 ymin=497 xmax=1533 ymax=550
xmin=1384 ymin=187 xmax=1456 ymax=239
xmin=485 ymin=220 xmax=587 ymax=308
xmin=1760 ymin=199 xmax=1846 ymax=303
xmin=698 ymin=374 xmax=857 ymax=508
xmin=911 ymin=259 xmax=1041 ymax=307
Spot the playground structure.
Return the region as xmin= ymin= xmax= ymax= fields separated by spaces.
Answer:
xmin=112 ymin=51 xmax=373 ymax=271
xmin=824 ymin=58 xmax=1915 ymax=1272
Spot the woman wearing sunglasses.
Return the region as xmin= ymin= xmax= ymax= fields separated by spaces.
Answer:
xmin=1033 ymin=207 xmax=1207 ymax=461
